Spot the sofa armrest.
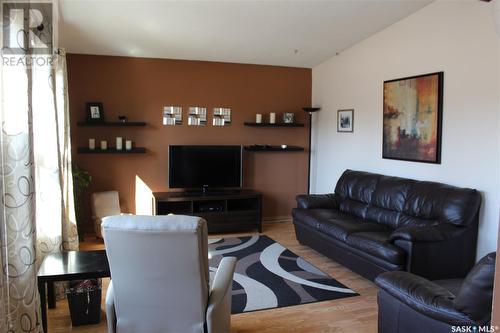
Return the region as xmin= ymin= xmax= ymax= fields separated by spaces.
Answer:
xmin=295 ymin=194 xmax=338 ymax=209
xmin=375 ymin=272 xmax=475 ymax=326
xmin=390 ymin=223 xmax=466 ymax=243
xmin=206 ymin=257 xmax=237 ymax=333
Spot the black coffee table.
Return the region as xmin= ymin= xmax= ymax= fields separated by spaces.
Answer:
xmin=37 ymin=250 xmax=110 ymax=333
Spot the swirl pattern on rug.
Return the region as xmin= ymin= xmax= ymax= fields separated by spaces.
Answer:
xmin=208 ymin=235 xmax=358 ymax=314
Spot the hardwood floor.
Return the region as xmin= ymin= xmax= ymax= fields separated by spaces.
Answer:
xmin=47 ymin=221 xmax=378 ymax=333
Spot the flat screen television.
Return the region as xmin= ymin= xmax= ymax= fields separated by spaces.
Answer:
xmin=168 ymin=145 xmax=242 ymax=190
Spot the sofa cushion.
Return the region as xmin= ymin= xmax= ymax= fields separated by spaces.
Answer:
xmin=403 ymin=182 xmax=448 ymax=220
xmin=346 ymin=231 xmax=405 ymax=265
xmin=365 ymin=206 xmax=401 ymax=229
xmin=371 ymin=176 xmax=413 ymax=212
xmin=398 ymin=214 xmax=438 ymax=228
xmin=339 ymin=198 xmax=369 ymax=219
xmin=335 ymin=169 xmax=378 ymax=204
xmin=402 ymin=182 xmax=480 ymax=227
xmin=367 ymin=176 xmax=413 ymax=228
xmin=454 ymin=252 xmax=496 ymax=324
xmin=292 ymin=209 xmax=350 ymax=230
xmin=318 ymin=218 xmax=388 ymax=242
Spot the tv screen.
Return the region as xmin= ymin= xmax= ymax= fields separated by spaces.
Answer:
xmin=169 ymin=145 xmax=242 ymax=189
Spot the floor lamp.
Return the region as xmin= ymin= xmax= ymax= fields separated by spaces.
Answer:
xmin=303 ymin=107 xmax=321 ymax=194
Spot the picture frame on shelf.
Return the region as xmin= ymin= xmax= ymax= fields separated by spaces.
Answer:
xmin=283 ymin=112 xmax=295 ymax=124
xmin=337 ymin=109 xmax=354 ymax=132
xmin=86 ymin=102 xmax=104 ymax=122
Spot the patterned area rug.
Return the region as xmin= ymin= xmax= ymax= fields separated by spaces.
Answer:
xmin=208 ymin=235 xmax=358 ymax=314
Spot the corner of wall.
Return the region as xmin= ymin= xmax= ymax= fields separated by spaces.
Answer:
xmin=494 ymin=0 xmax=500 ymax=37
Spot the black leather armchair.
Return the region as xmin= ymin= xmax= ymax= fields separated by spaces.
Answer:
xmin=376 ymin=252 xmax=496 ymax=333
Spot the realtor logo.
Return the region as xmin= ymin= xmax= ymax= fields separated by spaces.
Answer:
xmin=2 ymin=1 xmax=53 ymax=55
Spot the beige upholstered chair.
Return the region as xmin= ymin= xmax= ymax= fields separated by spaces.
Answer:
xmin=91 ymin=191 xmax=122 ymax=238
xmin=102 ymin=215 xmax=236 ymax=333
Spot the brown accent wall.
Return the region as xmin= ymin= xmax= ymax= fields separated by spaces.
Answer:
xmin=68 ymin=54 xmax=311 ymax=233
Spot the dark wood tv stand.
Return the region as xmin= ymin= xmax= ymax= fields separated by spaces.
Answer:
xmin=153 ymin=190 xmax=262 ymax=233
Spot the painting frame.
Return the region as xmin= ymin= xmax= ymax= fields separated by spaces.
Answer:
xmin=337 ymin=109 xmax=354 ymax=133
xmin=382 ymin=72 xmax=443 ymax=164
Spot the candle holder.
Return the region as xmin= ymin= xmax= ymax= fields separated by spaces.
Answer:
xmin=125 ymin=140 xmax=133 ymax=151
xmin=270 ymin=112 xmax=276 ymax=124
xmin=116 ymin=137 xmax=123 ymax=150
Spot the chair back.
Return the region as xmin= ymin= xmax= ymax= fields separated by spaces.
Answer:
xmin=103 ymin=215 xmax=209 ymax=333
xmin=92 ymin=191 xmax=121 ymax=219
xmin=454 ymin=252 xmax=496 ymax=324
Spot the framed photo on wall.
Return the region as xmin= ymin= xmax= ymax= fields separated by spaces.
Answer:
xmin=382 ymin=72 xmax=443 ymax=164
xmin=86 ymin=102 xmax=104 ymax=122
xmin=337 ymin=109 xmax=354 ymax=132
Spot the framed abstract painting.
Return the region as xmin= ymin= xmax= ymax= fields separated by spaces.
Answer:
xmin=382 ymin=72 xmax=443 ymax=164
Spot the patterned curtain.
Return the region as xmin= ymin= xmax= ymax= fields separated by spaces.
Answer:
xmin=0 ymin=48 xmax=78 ymax=331
xmin=33 ymin=50 xmax=79 ymax=299
xmin=33 ymin=50 xmax=79 ymax=257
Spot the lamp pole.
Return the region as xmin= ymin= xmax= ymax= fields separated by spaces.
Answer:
xmin=302 ymin=107 xmax=320 ymax=194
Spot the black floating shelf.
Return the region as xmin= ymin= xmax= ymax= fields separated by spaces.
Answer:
xmin=77 ymin=147 xmax=146 ymax=154
xmin=244 ymin=122 xmax=304 ymax=127
xmin=244 ymin=145 xmax=304 ymax=152
xmin=77 ymin=121 xmax=146 ymax=127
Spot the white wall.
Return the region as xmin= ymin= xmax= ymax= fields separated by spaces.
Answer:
xmin=311 ymin=0 xmax=500 ymax=259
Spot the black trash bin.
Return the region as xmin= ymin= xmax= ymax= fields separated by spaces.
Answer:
xmin=66 ymin=279 xmax=102 ymax=326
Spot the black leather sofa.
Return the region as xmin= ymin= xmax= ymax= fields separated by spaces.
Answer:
xmin=292 ymin=170 xmax=481 ymax=280
xmin=376 ymin=252 xmax=496 ymax=333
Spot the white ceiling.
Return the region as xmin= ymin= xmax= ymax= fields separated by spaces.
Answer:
xmin=59 ymin=0 xmax=432 ymax=68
